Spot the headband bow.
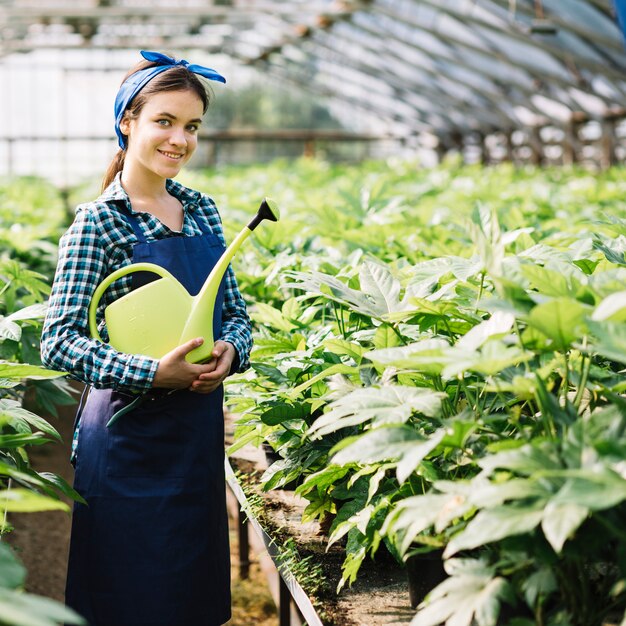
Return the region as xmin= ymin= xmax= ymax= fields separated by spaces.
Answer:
xmin=114 ymin=50 xmax=226 ymax=149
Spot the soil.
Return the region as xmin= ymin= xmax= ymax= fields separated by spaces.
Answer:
xmin=5 ymin=383 xmax=277 ymax=626
xmin=227 ymin=456 xmax=415 ymax=626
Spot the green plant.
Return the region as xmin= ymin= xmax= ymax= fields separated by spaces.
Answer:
xmin=210 ymin=159 xmax=626 ymax=623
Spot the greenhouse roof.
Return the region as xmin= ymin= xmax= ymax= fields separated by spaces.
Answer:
xmin=1 ymin=0 xmax=626 ymax=142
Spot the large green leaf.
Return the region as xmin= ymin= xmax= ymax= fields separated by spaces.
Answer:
xmin=526 ymin=298 xmax=588 ymax=351
xmin=456 ymin=311 xmax=515 ymax=351
xmin=0 ymin=588 xmax=86 ymax=626
xmin=521 ymin=263 xmax=586 ymax=299
xmin=260 ymin=401 xmax=312 ymax=426
xmin=309 ymin=386 xmax=445 ymax=436
xmin=0 ymin=400 xmax=61 ymax=441
xmin=541 ymin=501 xmax=588 ymax=553
xmin=413 ymin=558 xmax=513 ymax=626
xmin=358 ymin=261 xmax=404 ymax=316
xmin=384 ymin=493 xmax=470 ymax=555
xmin=549 ymin=471 xmax=626 ymax=511
xmin=444 ymin=504 xmax=545 ymax=557
xmin=478 ymin=444 xmax=562 ymax=476
xmin=591 ymin=291 xmax=626 ymax=323
xmin=365 ymin=339 xmax=454 ymax=375
xmin=0 ymin=542 xmax=26 ymax=589
xmin=0 ymin=488 xmax=70 ymax=513
xmin=250 ymin=302 xmax=297 ymax=332
xmin=587 ymin=320 xmax=626 ymax=365
xmin=332 ymin=426 xmax=445 ymax=484
xmin=0 ymin=362 xmax=65 ymax=382
xmin=442 ymin=341 xmax=533 ymax=379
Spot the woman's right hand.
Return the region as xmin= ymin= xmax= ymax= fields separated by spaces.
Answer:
xmin=152 ymin=338 xmax=217 ymax=389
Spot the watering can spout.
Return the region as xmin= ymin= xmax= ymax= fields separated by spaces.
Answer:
xmin=180 ymin=197 xmax=280 ymax=362
xmin=89 ymin=198 xmax=280 ymax=363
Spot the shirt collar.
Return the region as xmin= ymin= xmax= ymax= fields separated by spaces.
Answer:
xmin=97 ymin=172 xmax=202 ymax=211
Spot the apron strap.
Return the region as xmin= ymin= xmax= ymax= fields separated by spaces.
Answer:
xmin=117 ymin=208 xmax=147 ymax=243
xmin=189 ymin=210 xmax=213 ymax=236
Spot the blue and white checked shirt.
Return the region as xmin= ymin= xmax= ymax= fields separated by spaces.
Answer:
xmin=41 ymin=173 xmax=252 ymax=393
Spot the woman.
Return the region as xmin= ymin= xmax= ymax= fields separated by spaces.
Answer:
xmin=41 ymin=50 xmax=252 ymax=626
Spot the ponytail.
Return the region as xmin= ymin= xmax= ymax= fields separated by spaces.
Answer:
xmin=102 ymin=149 xmax=126 ymax=192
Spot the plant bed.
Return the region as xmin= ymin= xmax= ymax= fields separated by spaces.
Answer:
xmin=228 ymin=454 xmax=415 ymax=626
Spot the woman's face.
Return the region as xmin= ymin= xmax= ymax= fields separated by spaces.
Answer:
xmin=121 ymin=89 xmax=204 ymax=180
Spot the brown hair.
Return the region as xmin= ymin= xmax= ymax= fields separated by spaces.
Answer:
xmin=101 ymin=58 xmax=211 ymax=191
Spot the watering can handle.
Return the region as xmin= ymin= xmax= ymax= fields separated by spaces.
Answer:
xmin=88 ymin=262 xmax=179 ymax=344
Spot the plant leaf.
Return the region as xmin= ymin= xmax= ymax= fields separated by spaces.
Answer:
xmin=444 ymin=505 xmax=545 ymax=557
xmin=526 ymin=298 xmax=587 ymax=351
xmin=541 ymin=501 xmax=588 ymax=553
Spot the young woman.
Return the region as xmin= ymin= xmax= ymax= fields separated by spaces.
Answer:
xmin=41 ymin=50 xmax=252 ymax=626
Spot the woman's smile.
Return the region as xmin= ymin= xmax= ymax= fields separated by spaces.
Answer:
xmin=158 ymin=149 xmax=185 ymax=160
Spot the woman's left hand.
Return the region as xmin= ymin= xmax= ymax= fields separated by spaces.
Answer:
xmin=189 ymin=340 xmax=236 ymax=394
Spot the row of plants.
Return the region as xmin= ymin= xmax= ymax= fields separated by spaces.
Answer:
xmin=0 ymin=177 xmax=85 ymax=626
xmin=181 ymin=158 xmax=626 ymax=626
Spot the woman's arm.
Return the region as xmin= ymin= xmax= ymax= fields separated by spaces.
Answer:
xmin=41 ymin=208 xmax=159 ymax=393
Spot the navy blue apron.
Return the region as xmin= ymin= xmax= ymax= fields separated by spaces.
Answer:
xmin=65 ymin=207 xmax=231 ymax=626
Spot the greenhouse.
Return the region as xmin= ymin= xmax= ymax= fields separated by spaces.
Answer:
xmin=1 ymin=2 xmax=626 ymax=626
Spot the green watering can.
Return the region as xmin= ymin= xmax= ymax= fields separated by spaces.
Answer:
xmin=89 ymin=198 xmax=279 ymax=364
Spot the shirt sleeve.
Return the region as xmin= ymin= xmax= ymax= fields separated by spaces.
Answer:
xmin=40 ymin=208 xmax=159 ymax=393
xmin=200 ymin=196 xmax=253 ymax=373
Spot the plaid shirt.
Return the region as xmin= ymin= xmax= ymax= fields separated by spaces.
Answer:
xmin=41 ymin=173 xmax=252 ymax=394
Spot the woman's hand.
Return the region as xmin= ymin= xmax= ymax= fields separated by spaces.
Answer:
xmin=153 ymin=338 xmax=219 ymax=389
xmin=188 ymin=340 xmax=236 ymax=394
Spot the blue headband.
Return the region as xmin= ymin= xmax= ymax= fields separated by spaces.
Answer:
xmin=114 ymin=50 xmax=226 ymax=149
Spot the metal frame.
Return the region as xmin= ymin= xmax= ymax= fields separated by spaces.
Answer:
xmin=1 ymin=0 xmax=625 ymax=147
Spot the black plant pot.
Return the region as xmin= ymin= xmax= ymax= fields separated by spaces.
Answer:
xmin=405 ymin=549 xmax=447 ymax=609
xmin=262 ymin=442 xmax=281 ymax=466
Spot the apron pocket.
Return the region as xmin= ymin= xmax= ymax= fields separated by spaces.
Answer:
xmin=106 ymin=394 xmax=188 ymax=479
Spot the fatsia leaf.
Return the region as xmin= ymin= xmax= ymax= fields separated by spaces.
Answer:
xmin=250 ymin=302 xmax=296 ymax=332
xmin=0 ymin=488 xmax=69 ymax=513
xmin=478 ymin=444 xmax=561 ymax=476
xmin=0 ymin=542 xmax=26 ymax=589
xmin=444 ymin=505 xmax=545 ymax=557
xmin=521 ymin=263 xmax=585 ymax=299
xmin=260 ymin=402 xmax=311 ymax=426
xmin=373 ymin=324 xmax=402 ymax=350
xmin=0 ymin=318 xmax=21 ymax=342
xmin=456 ymin=312 xmax=515 ymax=351
xmin=0 ymin=361 xmax=65 ymax=382
xmin=526 ymin=298 xmax=588 ymax=351
xmin=521 ymin=567 xmax=557 ymax=610
xmin=0 ymin=587 xmax=86 ymax=625
xmin=309 ymin=386 xmax=445 ymax=436
xmin=541 ymin=501 xmax=588 ymax=553
xmin=359 ymin=261 xmax=404 ymax=316
xmin=549 ymin=472 xmax=626 ymax=511
xmin=323 ymin=338 xmax=365 ymax=363
xmin=332 ymin=426 xmax=443 ymax=478
xmin=285 ymin=270 xmax=371 ymax=313
xmin=365 ymin=339 xmax=454 ymax=375
xmin=37 ymin=472 xmax=87 ymax=505
xmin=591 ymin=291 xmax=626 ymax=323
xmin=383 ymin=493 xmax=471 ymax=555
xmin=7 ymin=303 xmax=48 ymax=322
xmin=442 ymin=342 xmax=533 ymax=379
xmin=0 ymin=399 xmax=61 ymax=441
xmin=587 ymin=320 xmax=626 ymax=365
xmin=593 ymin=238 xmax=626 ymax=267
xmin=412 ymin=558 xmax=512 ymax=626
